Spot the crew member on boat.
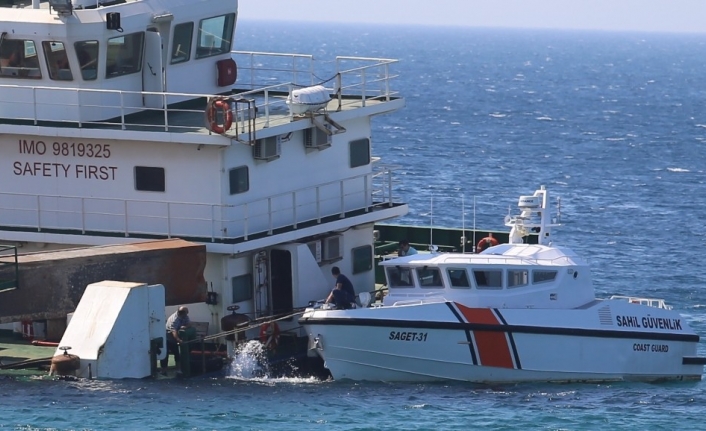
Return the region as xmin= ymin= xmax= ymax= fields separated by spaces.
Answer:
xmin=398 ymin=239 xmax=418 ymax=256
xmin=325 ymin=266 xmax=356 ymax=309
xmin=161 ymin=306 xmax=191 ymax=375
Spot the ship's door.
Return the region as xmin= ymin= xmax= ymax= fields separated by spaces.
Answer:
xmin=270 ymin=249 xmax=293 ymax=315
xmin=142 ymin=29 xmax=163 ymax=108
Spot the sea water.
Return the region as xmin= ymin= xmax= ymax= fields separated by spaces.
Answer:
xmin=3 ymin=22 xmax=706 ymax=430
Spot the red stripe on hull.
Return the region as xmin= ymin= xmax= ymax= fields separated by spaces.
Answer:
xmin=455 ymin=304 xmax=515 ymax=369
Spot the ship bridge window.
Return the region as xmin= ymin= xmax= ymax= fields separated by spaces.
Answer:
xmin=135 ymin=166 xmax=165 ymax=192
xmin=171 ymin=22 xmax=194 ymax=64
xmin=508 ymin=269 xmax=529 ymax=288
xmin=349 ymin=138 xmax=371 ymax=168
xmin=43 ymin=41 xmax=73 ymax=81
xmin=231 ymin=273 xmax=253 ymax=303
xmin=106 ymin=32 xmax=144 ymax=78
xmin=386 ymin=267 xmax=414 ymax=288
xmin=473 ymin=269 xmax=503 ymax=290
xmin=416 ymin=267 xmax=443 ymax=288
xmin=196 ymin=13 xmax=235 ymax=59
xmin=75 ymin=40 xmax=98 ymax=81
xmin=352 ymin=245 xmax=373 ymax=274
xmin=532 ymin=270 xmax=557 ymax=284
xmin=447 ymin=268 xmax=470 ymax=289
xmin=0 ymin=39 xmax=42 ymax=79
xmin=229 ymin=166 xmax=249 ymax=195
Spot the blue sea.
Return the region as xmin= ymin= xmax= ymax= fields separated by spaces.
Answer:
xmin=5 ymin=21 xmax=706 ymax=430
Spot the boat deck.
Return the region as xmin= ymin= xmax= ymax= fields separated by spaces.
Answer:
xmin=0 ymin=330 xmax=54 ymax=378
xmin=0 ymin=51 xmax=402 ymax=142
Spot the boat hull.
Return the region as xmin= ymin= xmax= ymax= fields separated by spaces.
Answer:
xmin=300 ymin=301 xmax=704 ymax=383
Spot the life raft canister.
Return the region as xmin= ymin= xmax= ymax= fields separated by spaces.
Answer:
xmin=259 ymin=322 xmax=280 ymax=350
xmin=206 ymin=97 xmax=233 ymax=134
xmin=476 ymin=235 xmax=499 ymax=253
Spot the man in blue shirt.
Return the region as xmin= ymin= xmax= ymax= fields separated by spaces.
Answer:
xmin=160 ymin=306 xmax=190 ymax=375
xmin=325 ymin=266 xmax=356 ymax=309
xmin=398 ymin=239 xmax=418 ymax=256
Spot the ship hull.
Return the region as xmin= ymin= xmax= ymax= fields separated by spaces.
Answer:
xmin=300 ymin=301 xmax=705 ymax=383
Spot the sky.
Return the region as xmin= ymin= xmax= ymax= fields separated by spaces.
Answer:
xmin=238 ymin=0 xmax=706 ymax=34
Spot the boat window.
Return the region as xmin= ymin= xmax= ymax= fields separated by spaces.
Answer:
xmin=507 ymin=269 xmax=529 ymax=288
xmin=43 ymin=41 xmax=73 ymax=81
xmin=196 ymin=13 xmax=235 ymax=59
xmin=352 ymin=245 xmax=373 ymax=274
xmin=416 ymin=267 xmax=443 ymax=288
xmin=447 ymin=268 xmax=470 ymax=289
xmin=75 ymin=40 xmax=99 ymax=80
xmin=0 ymin=39 xmax=42 ymax=79
xmin=135 ymin=166 xmax=165 ymax=192
xmin=386 ymin=267 xmax=414 ymax=288
xmin=473 ymin=269 xmax=503 ymax=290
xmin=532 ymin=270 xmax=557 ymax=284
xmin=228 ymin=166 xmax=249 ymax=194
xmin=106 ymin=32 xmax=144 ymax=78
xmin=349 ymin=138 xmax=370 ymax=168
xmin=171 ymin=22 xmax=194 ymax=64
xmin=231 ymin=273 xmax=253 ymax=302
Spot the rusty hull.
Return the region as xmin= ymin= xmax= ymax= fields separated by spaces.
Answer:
xmin=0 ymin=239 xmax=207 ymax=323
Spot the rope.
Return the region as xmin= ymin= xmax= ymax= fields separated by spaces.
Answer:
xmin=183 ymin=309 xmax=307 ymax=345
xmin=291 ymin=72 xmax=339 ymax=88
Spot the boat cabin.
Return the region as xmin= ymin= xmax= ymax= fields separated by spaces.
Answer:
xmin=380 ymin=243 xmax=595 ymax=309
xmin=0 ymin=0 xmax=238 ymax=123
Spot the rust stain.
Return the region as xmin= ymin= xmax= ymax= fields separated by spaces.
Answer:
xmin=0 ymin=239 xmax=207 ymax=323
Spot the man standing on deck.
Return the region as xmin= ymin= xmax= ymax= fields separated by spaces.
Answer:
xmin=161 ymin=306 xmax=190 ymax=375
xmin=325 ymin=266 xmax=356 ymax=310
xmin=398 ymin=239 xmax=418 ymax=256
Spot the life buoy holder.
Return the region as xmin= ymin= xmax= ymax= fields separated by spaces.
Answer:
xmin=207 ymin=98 xmax=233 ymax=134
xmin=259 ymin=322 xmax=280 ymax=350
xmin=476 ymin=236 xmax=499 ymax=253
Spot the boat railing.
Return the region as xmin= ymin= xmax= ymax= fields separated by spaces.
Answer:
xmin=1 ymin=52 xmax=400 ymax=133
xmin=0 ymin=166 xmax=402 ymax=242
xmin=610 ymin=295 xmax=672 ymax=310
xmin=232 ymin=51 xmax=400 ymax=107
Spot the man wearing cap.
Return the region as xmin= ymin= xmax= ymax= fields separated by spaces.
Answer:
xmin=160 ymin=306 xmax=191 ymax=375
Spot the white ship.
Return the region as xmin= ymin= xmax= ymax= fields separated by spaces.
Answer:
xmin=300 ymin=186 xmax=706 ymax=383
xmin=0 ymin=0 xmax=407 ymax=366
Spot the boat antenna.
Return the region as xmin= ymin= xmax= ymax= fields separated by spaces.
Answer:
xmin=461 ymin=195 xmax=466 ymax=253
xmin=429 ymin=195 xmax=433 ymax=251
xmin=472 ymin=195 xmax=476 ymax=253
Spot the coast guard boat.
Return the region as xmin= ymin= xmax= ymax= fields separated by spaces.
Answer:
xmin=300 ymin=186 xmax=706 ymax=382
xmin=0 ymin=0 xmax=408 ymax=368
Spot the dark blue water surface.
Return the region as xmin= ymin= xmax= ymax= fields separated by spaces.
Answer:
xmin=4 ymin=22 xmax=706 ymax=430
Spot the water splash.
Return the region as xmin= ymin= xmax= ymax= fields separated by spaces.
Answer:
xmin=226 ymin=340 xmax=268 ymax=380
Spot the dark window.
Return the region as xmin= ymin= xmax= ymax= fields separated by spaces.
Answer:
xmin=417 ymin=267 xmax=443 ymax=288
xmin=508 ymin=269 xmax=529 ymax=288
xmin=43 ymin=41 xmax=72 ymax=81
xmin=533 ymin=270 xmax=557 ymax=284
xmin=352 ymin=245 xmax=372 ymax=274
xmin=229 ymin=166 xmax=249 ymax=195
xmin=231 ymin=274 xmax=252 ymax=303
xmin=349 ymin=138 xmax=370 ymax=168
xmin=196 ymin=14 xmax=235 ymax=59
xmin=135 ymin=166 xmax=165 ymax=192
xmin=473 ymin=269 xmax=503 ymax=290
xmin=171 ymin=22 xmax=194 ymax=64
xmin=386 ymin=266 xmax=414 ymax=288
xmin=0 ymin=39 xmax=41 ymax=79
xmin=106 ymin=32 xmax=144 ymax=78
xmin=75 ymin=40 xmax=99 ymax=80
xmin=447 ymin=268 xmax=470 ymax=288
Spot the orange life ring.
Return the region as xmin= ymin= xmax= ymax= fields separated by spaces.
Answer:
xmin=207 ymin=98 xmax=233 ymax=134
xmin=259 ymin=322 xmax=280 ymax=350
xmin=476 ymin=236 xmax=499 ymax=253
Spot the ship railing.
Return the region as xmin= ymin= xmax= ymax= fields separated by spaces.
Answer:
xmin=610 ymin=295 xmax=672 ymax=310
xmin=0 ymin=167 xmax=401 ymax=242
xmin=232 ymin=51 xmax=400 ymax=108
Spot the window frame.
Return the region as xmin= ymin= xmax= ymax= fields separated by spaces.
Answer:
xmin=231 ymin=273 xmax=253 ymax=303
xmin=171 ymin=22 xmax=194 ymax=64
xmin=447 ymin=268 xmax=471 ymax=289
xmin=134 ymin=166 xmax=166 ymax=192
xmin=228 ymin=165 xmax=249 ymax=195
xmin=195 ymin=13 xmax=235 ymax=59
xmin=349 ymin=138 xmax=371 ymax=168
xmin=473 ymin=269 xmax=503 ymax=290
